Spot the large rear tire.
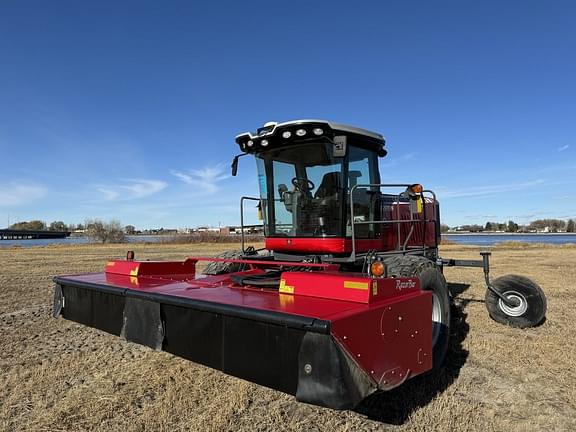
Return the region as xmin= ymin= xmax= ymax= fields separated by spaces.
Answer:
xmin=202 ymin=250 xmax=247 ymax=275
xmin=485 ymin=274 xmax=546 ymax=328
xmin=382 ymin=255 xmax=451 ymax=369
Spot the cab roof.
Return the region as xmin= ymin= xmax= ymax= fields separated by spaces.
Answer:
xmin=235 ymin=119 xmax=387 ymax=156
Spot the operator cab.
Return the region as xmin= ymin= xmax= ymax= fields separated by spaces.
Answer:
xmin=235 ymin=120 xmax=387 ymax=255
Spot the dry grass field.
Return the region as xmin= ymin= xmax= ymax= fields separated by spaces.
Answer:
xmin=1 ymin=242 xmax=575 ymax=431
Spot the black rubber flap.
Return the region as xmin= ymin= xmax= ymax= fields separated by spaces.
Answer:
xmin=296 ymin=333 xmax=376 ymax=409
xmin=162 ymin=303 xmax=304 ymax=395
xmin=121 ymin=297 xmax=164 ymax=350
xmin=60 ymin=284 xmax=124 ymax=336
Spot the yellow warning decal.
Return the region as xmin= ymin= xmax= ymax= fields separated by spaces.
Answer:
xmin=129 ymin=267 xmax=139 ymax=277
xmin=279 ymin=278 xmax=294 ymax=294
xmin=372 ymin=281 xmax=378 ymax=295
xmin=343 ymin=281 xmax=369 ymax=290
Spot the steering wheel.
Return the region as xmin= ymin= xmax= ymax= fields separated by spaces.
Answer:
xmin=291 ymin=177 xmax=315 ymax=192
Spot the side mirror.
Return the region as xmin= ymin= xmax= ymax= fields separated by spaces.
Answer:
xmin=231 ymin=153 xmax=248 ymax=176
xmin=231 ymin=156 xmax=239 ymax=176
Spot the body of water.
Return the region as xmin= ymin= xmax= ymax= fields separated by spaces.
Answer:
xmin=443 ymin=233 xmax=576 ymax=246
xmin=1 ymin=233 xmax=575 ymax=247
xmin=0 ymin=235 xmax=167 ymax=248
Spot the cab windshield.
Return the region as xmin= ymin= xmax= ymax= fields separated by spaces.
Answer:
xmin=255 ymin=142 xmax=378 ymax=238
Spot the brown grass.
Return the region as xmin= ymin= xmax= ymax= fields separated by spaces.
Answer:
xmin=1 ymin=243 xmax=575 ymax=431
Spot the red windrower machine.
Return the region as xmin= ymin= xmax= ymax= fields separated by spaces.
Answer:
xmin=53 ymin=120 xmax=546 ymax=409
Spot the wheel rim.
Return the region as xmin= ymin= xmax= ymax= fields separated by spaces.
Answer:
xmin=498 ymin=291 xmax=528 ymax=317
xmin=432 ymin=292 xmax=442 ymax=346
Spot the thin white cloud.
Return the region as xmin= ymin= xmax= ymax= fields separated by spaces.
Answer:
xmin=0 ymin=182 xmax=47 ymax=207
xmin=438 ymin=179 xmax=546 ymax=199
xmin=558 ymin=144 xmax=570 ymax=152
xmin=96 ymin=179 xmax=167 ymax=201
xmin=171 ymin=163 xmax=230 ymax=193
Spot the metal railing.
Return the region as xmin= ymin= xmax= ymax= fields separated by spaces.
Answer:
xmin=240 ymin=185 xmax=438 ymax=261
xmin=348 ymin=184 xmax=438 ymax=261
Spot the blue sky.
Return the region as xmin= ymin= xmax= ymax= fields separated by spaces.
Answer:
xmin=1 ymin=1 xmax=575 ymax=229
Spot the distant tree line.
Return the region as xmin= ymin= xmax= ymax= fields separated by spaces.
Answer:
xmin=8 ymin=219 xmax=127 ymax=243
xmin=9 ymin=220 xmax=70 ymax=231
xmin=449 ymin=218 xmax=575 ymax=233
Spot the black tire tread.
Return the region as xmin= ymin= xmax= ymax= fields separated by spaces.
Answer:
xmin=382 ymin=255 xmax=437 ymax=278
xmin=485 ymin=274 xmax=546 ymax=328
xmin=202 ymin=250 xmax=246 ymax=275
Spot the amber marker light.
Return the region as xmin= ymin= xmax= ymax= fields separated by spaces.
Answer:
xmin=370 ymin=261 xmax=386 ymax=277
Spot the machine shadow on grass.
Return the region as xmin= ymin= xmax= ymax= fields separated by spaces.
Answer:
xmin=355 ymin=282 xmax=471 ymax=425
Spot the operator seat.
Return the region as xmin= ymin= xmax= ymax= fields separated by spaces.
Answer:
xmin=314 ymin=172 xmax=342 ymax=199
xmin=304 ymin=172 xmax=342 ymax=235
